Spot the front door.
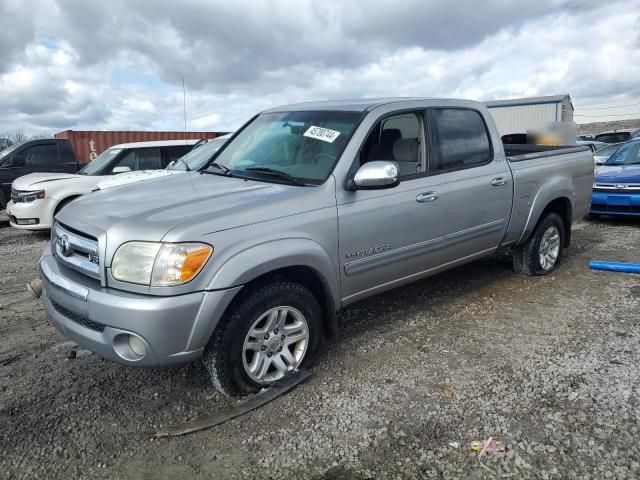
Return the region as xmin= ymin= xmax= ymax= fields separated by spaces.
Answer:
xmin=337 ymin=110 xmax=448 ymax=303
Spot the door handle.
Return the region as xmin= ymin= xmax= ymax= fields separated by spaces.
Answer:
xmin=416 ymin=191 xmax=439 ymax=203
xmin=491 ymin=177 xmax=507 ymax=186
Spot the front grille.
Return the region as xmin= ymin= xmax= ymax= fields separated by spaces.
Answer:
xmin=594 ymin=184 xmax=640 ymax=192
xmin=50 ymin=298 xmax=105 ymax=333
xmin=52 ymin=223 xmax=100 ymax=280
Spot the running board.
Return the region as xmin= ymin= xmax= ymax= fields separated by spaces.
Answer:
xmin=150 ymin=369 xmax=312 ymax=438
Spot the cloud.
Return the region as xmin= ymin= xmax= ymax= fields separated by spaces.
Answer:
xmin=0 ymin=0 xmax=639 ymax=133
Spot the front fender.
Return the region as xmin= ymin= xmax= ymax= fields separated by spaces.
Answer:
xmin=206 ymin=238 xmax=340 ymax=309
xmin=518 ymin=176 xmax=574 ymax=244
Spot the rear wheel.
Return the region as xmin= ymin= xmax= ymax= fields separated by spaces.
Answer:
xmin=202 ymin=280 xmax=323 ymax=396
xmin=512 ymin=213 xmax=565 ymax=276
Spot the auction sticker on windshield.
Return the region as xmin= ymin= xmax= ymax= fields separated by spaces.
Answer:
xmin=304 ymin=126 xmax=341 ymax=143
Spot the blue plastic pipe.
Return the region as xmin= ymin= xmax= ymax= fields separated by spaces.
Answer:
xmin=589 ymin=260 xmax=640 ymax=274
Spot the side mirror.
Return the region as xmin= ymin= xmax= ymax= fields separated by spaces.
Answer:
xmin=10 ymin=154 xmax=25 ymax=167
xmin=595 ymin=161 xmax=604 ymax=166
xmin=112 ymin=166 xmax=131 ymax=174
xmin=350 ymin=161 xmax=399 ymax=190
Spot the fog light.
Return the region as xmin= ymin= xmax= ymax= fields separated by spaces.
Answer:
xmin=128 ymin=335 xmax=146 ymax=357
xmin=16 ymin=218 xmax=39 ymax=225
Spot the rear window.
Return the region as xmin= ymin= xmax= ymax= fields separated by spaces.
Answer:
xmin=428 ymin=108 xmax=492 ymax=171
xmin=594 ymin=132 xmax=631 ymax=143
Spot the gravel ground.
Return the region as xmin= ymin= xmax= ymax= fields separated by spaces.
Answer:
xmin=1 ymin=215 xmax=639 ymax=479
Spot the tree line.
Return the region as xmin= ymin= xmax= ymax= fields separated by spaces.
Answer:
xmin=0 ymin=130 xmax=53 ymax=150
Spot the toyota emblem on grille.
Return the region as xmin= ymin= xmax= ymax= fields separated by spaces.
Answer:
xmin=57 ymin=234 xmax=72 ymax=257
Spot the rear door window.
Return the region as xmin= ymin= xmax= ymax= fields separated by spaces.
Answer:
xmin=110 ymin=148 xmax=162 ymax=172
xmin=427 ymin=108 xmax=492 ymax=172
xmin=23 ymin=144 xmax=62 ymax=167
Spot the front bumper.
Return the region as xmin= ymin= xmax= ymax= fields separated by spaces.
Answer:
xmin=7 ymin=198 xmax=55 ymax=230
xmin=590 ymin=191 xmax=640 ymax=216
xmin=40 ymin=252 xmax=242 ymax=367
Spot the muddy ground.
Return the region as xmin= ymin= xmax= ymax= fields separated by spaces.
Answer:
xmin=1 ymin=213 xmax=639 ymax=479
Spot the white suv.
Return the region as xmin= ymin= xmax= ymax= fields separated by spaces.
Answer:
xmin=7 ymin=139 xmax=202 ymax=230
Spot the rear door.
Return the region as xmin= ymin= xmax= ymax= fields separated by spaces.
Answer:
xmin=423 ymin=107 xmax=512 ymax=263
xmin=58 ymin=141 xmax=80 ymax=172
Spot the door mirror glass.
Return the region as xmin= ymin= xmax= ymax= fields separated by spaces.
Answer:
xmin=112 ymin=166 xmax=131 ymax=174
xmin=352 ymin=161 xmax=399 ymax=189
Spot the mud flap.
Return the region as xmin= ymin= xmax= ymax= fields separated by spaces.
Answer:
xmin=150 ymin=369 xmax=312 ymax=438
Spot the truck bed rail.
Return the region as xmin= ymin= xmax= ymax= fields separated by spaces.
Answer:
xmin=506 ymin=145 xmax=590 ymax=162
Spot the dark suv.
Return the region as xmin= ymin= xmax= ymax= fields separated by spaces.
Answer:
xmin=0 ymin=139 xmax=80 ymax=208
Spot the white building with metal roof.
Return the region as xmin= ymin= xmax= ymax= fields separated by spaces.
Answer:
xmin=484 ymin=94 xmax=574 ymax=136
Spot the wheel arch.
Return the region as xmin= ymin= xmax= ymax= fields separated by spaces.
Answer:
xmin=206 ymin=239 xmax=340 ymax=338
xmin=53 ymin=194 xmax=82 ymax=215
xmin=519 ymin=180 xmax=574 ymax=248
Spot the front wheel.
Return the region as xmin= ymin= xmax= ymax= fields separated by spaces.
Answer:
xmin=512 ymin=212 xmax=565 ymax=276
xmin=201 ymin=280 xmax=323 ymax=396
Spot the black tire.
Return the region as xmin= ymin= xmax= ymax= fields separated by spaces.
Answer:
xmin=585 ymin=213 xmax=601 ymax=221
xmin=512 ymin=212 xmax=565 ymax=276
xmin=201 ymin=280 xmax=323 ymax=397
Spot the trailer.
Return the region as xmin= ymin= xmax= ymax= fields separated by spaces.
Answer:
xmin=54 ymin=130 xmax=227 ymax=164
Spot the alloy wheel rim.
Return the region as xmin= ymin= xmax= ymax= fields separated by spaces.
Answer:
xmin=242 ymin=306 xmax=309 ymax=383
xmin=539 ymin=226 xmax=560 ymax=271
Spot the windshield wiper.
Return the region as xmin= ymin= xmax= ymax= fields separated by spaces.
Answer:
xmin=243 ymin=167 xmax=305 ymax=186
xmin=202 ymin=162 xmax=231 ymax=176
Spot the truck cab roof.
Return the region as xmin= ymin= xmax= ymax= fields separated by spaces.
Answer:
xmin=263 ymin=97 xmax=481 ymax=113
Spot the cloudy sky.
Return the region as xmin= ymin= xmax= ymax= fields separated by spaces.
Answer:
xmin=1 ymin=0 xmax=639 ymax=135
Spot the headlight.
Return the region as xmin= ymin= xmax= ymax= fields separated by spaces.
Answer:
xmin=18 ymin=190 xmax=45 ymax=203
xmin=111 ymin=241 xmax=213 ymax=286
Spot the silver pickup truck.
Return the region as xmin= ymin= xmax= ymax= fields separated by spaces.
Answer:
xmin=40 ymin=98 xmax=593 ymax=396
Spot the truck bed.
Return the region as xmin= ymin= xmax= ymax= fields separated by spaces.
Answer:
xmin=504 ymin=144 xmax=590 ymax=161
xmin=501 ymin=144 xmax=594 ymax=246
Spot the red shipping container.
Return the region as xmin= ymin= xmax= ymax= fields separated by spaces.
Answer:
xmin=54 ymin=130 xmax=227 ymax=164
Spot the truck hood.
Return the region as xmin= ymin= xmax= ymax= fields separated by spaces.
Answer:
xmin=11 ymin=172 xmax=81 ymax=190
xmin=595 ymin=165 xmax=640 ymax=184
xmin=56 ymin=172 xmax=334 ymax=255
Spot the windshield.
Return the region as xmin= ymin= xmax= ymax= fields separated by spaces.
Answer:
xmin=78 ymin=148 xmax=123 ymax=175
xmin=0 ymin=141 xmax=27 ymax=164
xmin=169 ymin=136 xmax=229 ymax=171
xmin=207 ymin=110 xmax=363 ymax=185
xmin=604 ymin=142 xmax=640 ymax=166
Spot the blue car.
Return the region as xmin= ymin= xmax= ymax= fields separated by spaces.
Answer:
xmin=590 ymin=139 xmax=640 ymax=217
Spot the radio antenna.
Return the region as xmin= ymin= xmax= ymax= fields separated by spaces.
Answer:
xmin=182 ymin=78 xmax=187 ymax=140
